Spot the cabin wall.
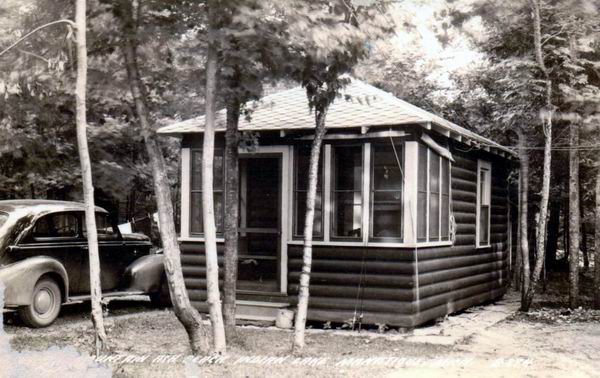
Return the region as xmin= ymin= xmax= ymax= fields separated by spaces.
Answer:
xmin=409 ymin=146 xmax=510 ymax=325
xmin=176 ymin=133 xmax=513 ymax=328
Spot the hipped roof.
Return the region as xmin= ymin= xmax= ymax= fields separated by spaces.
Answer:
xmin=157 ymin=78 xmax=515 ymax=158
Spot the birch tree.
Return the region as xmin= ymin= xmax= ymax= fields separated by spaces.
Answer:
xmin=114 ymin=0 xmax=210 ymax=354
xmin=285 ymin=0 xmax=391 ymax=350
xmin=203 ymin=0 xmax=226 ymax=353
xmin=0 ymin=0 xmax=108 ymax=355
xmin=521 ymin=0 xmax=554 ymax=312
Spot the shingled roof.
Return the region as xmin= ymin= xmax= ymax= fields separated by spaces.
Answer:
xmin=157 ymin=78 xmax=515 ymax=158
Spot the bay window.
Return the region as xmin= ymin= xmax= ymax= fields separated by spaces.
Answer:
xmin=293 ymin=146 xmax=324 ymax=238
xmin=331 ymin=145 xmax=363 ymax=239
xmin=417 ymin=144 xmax=451 ymax=243
xmin=370 ymin=143 xmax=403 ymax=241
xmin=190 ymin=149 xmax=224 ymax=235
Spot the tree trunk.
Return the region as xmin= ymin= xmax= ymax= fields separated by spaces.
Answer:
xmin=292 ymin=105 xmax=328 ymax=351
xmin=119 ymin=1 xmax=210 ymax=355
xmin=223 ymin=101 xmax=240 ymax=341
xmin=203 ymin=14 xmax=227 ymax=353
xmin=568 ymin=121 xmax=580 ymax=308
xmin=517 ymin=128 xmax=530 ymax=305
xmin=75 ymin=0 xmax=107 ymax=356
xmin=581 ymin=193 xmax=589 ymax=271
xmin=522 ymin=0 xmax=553 ymax=312
xmin=594 ymin=164 xmax=600 ymax=309
xmin=514 ymin=166 xmax=522 ymax=289
xmin=546 ymin=201 xmax=560 ymax=269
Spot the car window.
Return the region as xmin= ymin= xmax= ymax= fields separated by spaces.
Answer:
xmin=33 ymin=213 xmax=79 ymax=238
xmin=82 ymin=213 xmax=118 ymax=239
xmin=0 ymin=212 xmax=8 ymax=228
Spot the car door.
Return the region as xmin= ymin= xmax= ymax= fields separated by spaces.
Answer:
xmin=16 ymin=211 xmax=84 ymax=294
xmin=79 ymin=212 xmax=125 ymax=293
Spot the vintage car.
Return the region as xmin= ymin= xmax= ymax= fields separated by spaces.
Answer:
xmin=0 ymin=200 xmax=169 ymax=327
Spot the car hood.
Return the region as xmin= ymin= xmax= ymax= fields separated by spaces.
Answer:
xmin=121 ymin=233 xmax=151 ymax=243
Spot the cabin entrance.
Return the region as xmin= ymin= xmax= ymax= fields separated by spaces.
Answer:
xmin=238 ymin=155 xmax=281 ymax=293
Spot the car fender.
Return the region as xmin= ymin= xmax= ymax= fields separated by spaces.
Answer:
xmin=0 ymin=256 xmax=69 ymax=307
xmin=123 ymin=253 xmax=164 ymax=293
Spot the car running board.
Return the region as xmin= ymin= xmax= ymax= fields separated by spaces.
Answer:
xmin=67 ymin=290 xmax=147 ymax=303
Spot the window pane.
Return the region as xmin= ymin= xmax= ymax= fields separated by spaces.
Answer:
xmin=295 ymin=146 xmax=322 ymax=191
xmin=480 ymin=205 xmax=489 ymax=245
xmin=372 ymin=145 xmax=402 ymax=190
xmin=441 ymin=159 xmax=450 ymax=239
xmin=429 ymin=194 xmax=439 ymax=241
xmin=417 ymin=145 xmax=428 ymax=241
xmin=372 ymin=191 xmax=402 ymax=238
xmin=190 ymin=193 xmax=223 ymax=234
xmin=190 ymin=192 xmax=203 ymax=234
xmin=417 ymin=192 xmax=427 ymax=241
xmin=191 ymin=151 xmax=202 ymax=190
xmin=371 ymin=144 xmax=402 ymax=240
xmin=441 ymin=194 xmax=449 ymax=239
xmin=335 ymin=146 xmax=362 ymax=191
xmin=294 ymin=191 xmax=323 ymax=237
xmin=214 ymin=154 xmax=224 ymax=189
xmin=333 ymin=191 xmax=362 ymax=238
xmin=332 ymin=146 xmax=362 ymax=238
xmin=430 ymin=154 xmax=440 ymax=193
xmin=191 ymin=150 xmax=223 ymax=191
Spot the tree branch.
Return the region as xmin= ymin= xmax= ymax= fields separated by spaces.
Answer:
xmin=0 ymin=19 xmax=76 ymax=58
xmin=17 ymin=49 xmax=50 ymax=64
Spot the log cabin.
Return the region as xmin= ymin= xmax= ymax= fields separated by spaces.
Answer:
xmin=157 ymin=78 xmax=518 ymax=327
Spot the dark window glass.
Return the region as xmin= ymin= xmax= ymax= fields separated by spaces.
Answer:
xmin=417 ymin=144 xmax=451 ymax=243
xmin=332 ymin=146 xmax=362 ymax=239
xmin=34 ymin=213 xmax=79 ymax=238
xmin=429 ymin=154 xmax=440 ymax=241
xmin=441 ymin=159 xmax=450 ymax=240
xmin=371 ymin=144 xmax=402 ymax=240
xmin=190 ymin=149 xmax=224 ymax=235
xmin=479 ymin=168 xmax=490 ymax=246
xmin=417 ymin=144 xmax=428 ymax=241
xmin=293 ymin=146 xmax=323 ymax=238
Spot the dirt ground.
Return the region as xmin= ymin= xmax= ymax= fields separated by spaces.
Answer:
xmin=3 ymin=273 xmax=600 ymax=378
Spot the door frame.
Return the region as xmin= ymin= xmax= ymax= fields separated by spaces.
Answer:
xmin=238 ymin=145 xmax=290 ymax=294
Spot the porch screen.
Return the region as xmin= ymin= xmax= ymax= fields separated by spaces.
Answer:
xmin=332 ymin=145 xmax=363 ymax=239
xmin=293 ymin=146 xmax=323 ymax=238
xmin=417 ymin=144 xmax=451 ymax=242
xmin=370 ymin=143 xmax=403 ymax=241
xmin=190 ymin=149 xmax=224 ymax=235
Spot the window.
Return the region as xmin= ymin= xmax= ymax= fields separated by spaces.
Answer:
xmin=33 ymin=213 xmax=79 ymax=238
xmin=190 ymin=149 xmax=224 ymax=235
xmin=417 ymin=144 xmax=451 ymax=242
xmin=331 ymin=145 xmax=363 ymax=239
xmin=293 ymin=146 xmax=323 ymax=238
xmin=477 ymin=160 xmax=491 ymax=247
xmin=370 ymin=143 xmax=403 ymax=241
xmin=82 ymin=213 xmax=119 ymax=239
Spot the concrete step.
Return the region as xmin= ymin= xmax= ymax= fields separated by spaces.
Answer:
xmin=235 ymin=300 xmax=290 ymax=322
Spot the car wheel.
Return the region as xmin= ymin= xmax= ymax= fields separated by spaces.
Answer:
xmin=150 ymin=278 xmax=171 ymax=308
xmin=18 ymin=276 xmax=62 ymax=328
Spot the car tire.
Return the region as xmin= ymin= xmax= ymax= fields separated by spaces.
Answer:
xmin=150 ymin=278 xmax=172 ymax=308
xmin=18 ymin=276 xmax=62 ymax=328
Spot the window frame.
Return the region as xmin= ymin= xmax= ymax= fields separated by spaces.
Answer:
xmin=369 ymin=142 xmax=404 ymax=243
xmin=330 ymin=144 xmax=364 ymax=241
xmin=292 ymin=145 xmax=325 ymax=240
xmin=189 ymin=148 xmax=225 ymax=236
xmin=476 ymin=160 xmax=492 ymax=248
xmin=416 ymin=144 xmax=452 ymax=244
